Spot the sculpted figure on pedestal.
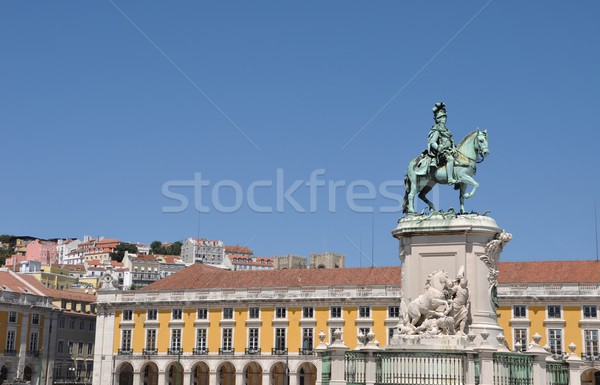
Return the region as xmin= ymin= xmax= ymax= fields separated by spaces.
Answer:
xmin=403 ymin=102 xmax=490 ymax=214
xmin=399 ymin=270 xmax=454 ymax=334
xmin=447 ymin=272 xmax=470 ymax=336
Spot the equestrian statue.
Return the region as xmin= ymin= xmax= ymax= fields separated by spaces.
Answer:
xmin=402 ymin=102 xmax=490 ymax=214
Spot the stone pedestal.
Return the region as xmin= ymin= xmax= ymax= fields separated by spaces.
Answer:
xmin=392 ymin=214 xmax=511 ymax=346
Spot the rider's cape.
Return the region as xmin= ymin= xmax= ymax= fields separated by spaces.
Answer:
xmin=414 ymin=155 xmax=430 ymax=176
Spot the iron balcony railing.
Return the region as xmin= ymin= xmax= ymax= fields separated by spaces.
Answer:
xmin=581 ymin=353 xmax=600 ymax=360
xmin=219 ymin=348 xmax=234 ymax=355
xmin=272 ymin=348 xmax=288 ymax=355
xmin=26 ymin=350 xmax=40 ymax=357
xmin=245 ymin=348 xmax=261 ymax=355
xmin=167 ymin=348 xmax=182 ymax=355
xmin=117 ymin=349 xmax=132 ymax=355
xmin=53 ymin=377 xmax=93 ymax=385
xmin=142 ymin=349 xmax=157 ymax=355
xmin=299 ymin=348 xmax=315 ymax=355
xmin=192 ymin=348 xmax=209 ymax=355
xmin=4 ymin=349 xmax=17 ymax=356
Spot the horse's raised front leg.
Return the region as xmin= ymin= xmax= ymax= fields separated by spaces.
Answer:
xmin=460 ymin=174 xmax=479 ymax=199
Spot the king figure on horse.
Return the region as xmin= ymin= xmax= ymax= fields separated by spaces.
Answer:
xmin=427 ymin=102 xmax=457 ymax=184
xmin=403 ymin=102 xmax=490 ymax=214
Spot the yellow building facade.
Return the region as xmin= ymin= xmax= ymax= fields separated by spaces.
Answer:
xmin=0 ymin=270 xmax=54 ymax=385
xmin=93 ymin=261 xmax=600 ymax=385
xmin=93 ymin=264 xmax=400 ymax=385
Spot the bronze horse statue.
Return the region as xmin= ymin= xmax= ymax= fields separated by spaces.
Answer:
xmin=403 ymin=130 xmax=489 ymax=214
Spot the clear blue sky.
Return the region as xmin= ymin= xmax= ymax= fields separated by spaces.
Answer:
xmin=1 ymin=1 xmax=599 ymax=266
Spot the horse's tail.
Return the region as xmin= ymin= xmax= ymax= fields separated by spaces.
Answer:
xmin=402 ymin=174 xmax=410 ymax=214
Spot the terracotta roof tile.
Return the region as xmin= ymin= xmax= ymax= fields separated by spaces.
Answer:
xmin=155 ymin=255 xmax=182 ymax=264
xmin=499 ymin=261 xmax=600 ymax=283
xmin=0 ymin=270 xmax=49 ymax=296
xmin=45 ymin=288 xmax=96 ymax=302
xmin=142 ymin=264 xmax=400 ymax=291
xmin=225 ymin=245 xmax=253 ymax=255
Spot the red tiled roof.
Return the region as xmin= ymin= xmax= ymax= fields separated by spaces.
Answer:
xmin=62 ymin=264 xmax=86 ymax=272
xmin=136 ymin=254 xmax=157 ymax=262
xmin=225 ymin=245 xmax=253 ymax=255
xmin=155 ymin=255 xmax=181 ymax=264
xmin=143 ymin=264 xmax=400 ymax=291
xmin=45 ymin=288 xmax=96 ymax=302
xmin=499 ymin=261 xmax=600 ymax=283
xmin=0 ymin=270 xmax=49 ymax=296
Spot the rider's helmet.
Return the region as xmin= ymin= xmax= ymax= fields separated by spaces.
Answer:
xmin=432 ymin=102 xmax=447 ymax=121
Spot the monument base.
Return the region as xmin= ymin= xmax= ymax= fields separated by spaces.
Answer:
xmin=387 ymin=334 xmax=468 ymax=351
xmin=392 ymin=213 xmax=511 ymax=347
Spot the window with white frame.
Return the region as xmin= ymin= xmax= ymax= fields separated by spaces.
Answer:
xmin=358 ymin=327 xmax=370 ymax=345
xmin=121 ymin=330 xmax=132 ymax=352
xmin=585 ymin=329 xmax=599 ymax=357
xmin=388 ymin=306 xmax=400 ymax=318
xmin=303 ymin=307 xmax=314 ymax=319
xmin=584 ymin=306 xmax=598 ymax=319
xmin=248 ymin=328 xmax=259 ymax=350
xmin=223 ymin=308 xmax=233 ymax=319
xmin=146 ymin=329 xmax=157 ymax=351
xmin=275 ymin=307 xmax=286 ymax=319
xmin=68 ymin=341 xmax=74 ymax=354
xmin=548 ymin=329 xmax=562 ymax=354
xmin=275 ymin=328 xmax=286 ymax=350
xmin=359 ymin=306 xmax=371 ymax=318
xmin=197 ymin=308 xmax=208 ymax=320
xmin=171 ymin=329 xmax=182 ymax=351
xmin=31 ymin=314 xmax=40 ymax=325
xmin=89 ymin=321 xmax=95 ymax=332
xmin=329 ymin=328 xmax=337 ymax=344
xmin=302 ymin=328 xmax=313 ymax=351
xmin=249 ymin=307 xmax=260 ymax=319
xmin=69 ymin=318 xmax=75 ymax=329
xmin=58 ymin=317 xmax=65 ymax=328
xmin=222 ymin=328 xmax=233 ymax=351
xmin=147 ymin=309 xmax=158 ymax=321
xmin=87 ymin=342 xmax=93 ymax=355
xmin=513 ymin=305 xmax=527 ymax=318
xmin=514 ymin=329 xmax=527 ymax=351
xmin=57 ymin=340 xmax=64 ymax=354
xmin=29 ymin=332 xmax=39 ymax=352
xmin=8 ymin=312 xmax=17 ymax=323
xmin=5 ymin=330 xmax=16 ymax=351
xmin=172 ymin=309 xmax=183 ymax=320
xmin=123 ymin=310 xmax=133 ymax=321
xmin=196 ymin=328 xmax=207 ymax=351
xmin=331 ymin=306 xmax=342 ymax=318
xmin=79 ymin=320 xmax=85 ymax=330
xmin=78 ymin=342 xmax=84 ymax=354
xmin=548 ymin=306 xmax=561 ymax=319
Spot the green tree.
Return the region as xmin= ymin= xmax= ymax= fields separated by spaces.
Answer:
xmin=0 ymin=244 xmax=14 ymax=266
xmin=0 ymin=234 xmax=13 ymax=244
xmin=169 ymin=241 xmax=182 ymax=255
xmin=149 ymin=240 xmax=182 ymax=255
xmin=150 ymin=241 xmax=162 ymax=254
xmin=111 ymin=243 xmax=138 ymax=263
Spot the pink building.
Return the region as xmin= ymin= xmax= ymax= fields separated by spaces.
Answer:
xmin=25 ymin=239 xmax=58 ymax=264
